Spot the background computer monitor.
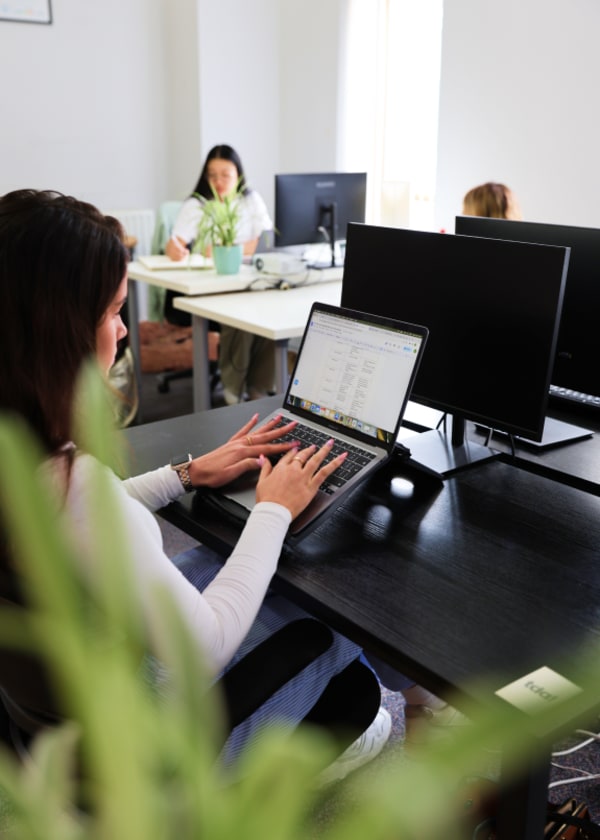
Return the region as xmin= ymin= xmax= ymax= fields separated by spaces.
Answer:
xmin=275 ymin=172 xmax=367 ymax=267
xmin=341 ymin=223 xmax=569 ymax=473
xmin=455 ymin=216 xmax=600 ymax=404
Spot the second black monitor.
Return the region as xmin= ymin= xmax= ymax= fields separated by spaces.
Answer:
xmin=455 ymin=215 xmax=600 ymax=402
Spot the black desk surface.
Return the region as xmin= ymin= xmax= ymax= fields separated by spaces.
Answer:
xmin=123 ymin=398 xmax=600 ymax=838
xmin=123 ymin=397 xmax=600 ymax=718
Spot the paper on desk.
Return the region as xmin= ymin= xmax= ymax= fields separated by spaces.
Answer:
xmin=137 ymin=254 xmax=213 ymax=270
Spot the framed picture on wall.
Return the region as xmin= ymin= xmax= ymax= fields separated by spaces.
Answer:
xmin=0 ymin=0 xmax=52 ymax=24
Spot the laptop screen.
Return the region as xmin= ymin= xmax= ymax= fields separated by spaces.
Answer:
xmin=284 ymin=306 xmax=426 ymax=447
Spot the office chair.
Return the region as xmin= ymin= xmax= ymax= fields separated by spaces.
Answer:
xmin=148 ymin=200 xmax=182 ymax=321
xmin=150 ymin=200 xmax=221 ymax=396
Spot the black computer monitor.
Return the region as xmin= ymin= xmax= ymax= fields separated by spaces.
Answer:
xmin=275 ymin=172 xmax=367 ymax=267
xmin=341 ymin=223 xmax=570 ymax=473
xmin=455 ymin=216 xmax=600 ymax=404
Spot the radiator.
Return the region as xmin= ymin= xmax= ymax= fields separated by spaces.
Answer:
xmin=103 ymin=207 xmax=156 ymax=259
xmin=103 ymin=207 xmax=157 ymax=321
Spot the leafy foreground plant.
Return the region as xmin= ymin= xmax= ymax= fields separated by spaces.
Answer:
xmin=0 ymin=367 xmax=598 ymax=839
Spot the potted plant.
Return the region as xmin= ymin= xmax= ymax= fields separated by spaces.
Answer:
xmin=192 ymin=182 xmax=243 ymax=275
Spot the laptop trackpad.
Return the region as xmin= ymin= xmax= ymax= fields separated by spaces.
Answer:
xmin=221 ymin=473 xmax=258 ymax=511
xmin=218 ymin=471 xmax=335 ymax=536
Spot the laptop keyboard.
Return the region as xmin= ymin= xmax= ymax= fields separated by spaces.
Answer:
xmin=272 ymin=416 xmax=377 ymax=494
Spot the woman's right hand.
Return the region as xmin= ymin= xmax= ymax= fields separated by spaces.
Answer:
xmin=165 ymin=235 xmax=189 ymax=261
xmin=255 ymin=440 xmax=348 ymax=521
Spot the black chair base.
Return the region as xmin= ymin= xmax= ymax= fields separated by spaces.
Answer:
xmin=156 ymin=361 xmax=220 ymax=396
xmin=156 ymin=367 xmax=193 ymax=394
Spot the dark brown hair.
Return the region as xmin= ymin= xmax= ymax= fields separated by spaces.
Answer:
xmin=191 ymin=144 xmax=250 ymax=199
xmin=0 ymin=189 xmax=128 ymax=453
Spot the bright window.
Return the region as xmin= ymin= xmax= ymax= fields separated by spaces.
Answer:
xmin=339 ymin=0 xmax=443 ymax=231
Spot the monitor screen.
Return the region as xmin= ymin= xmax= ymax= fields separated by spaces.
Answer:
xmin=274 ymin=172 xmax=367 ymax=266
xmin=455 ymin=216 xmax=600 ymax=399
xmin=341 ymin=223 xmax=569 ymax=443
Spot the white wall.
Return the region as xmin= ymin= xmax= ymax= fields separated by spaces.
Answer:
xmin=162 ymin=0 xmax=203 ymax=203
xmin=196 ymin=0 xmax=280 ymax=215
xmin=278 ymin=1 xmax=346 ymax=174
xmin=195 ymin=0 xmax=345 ymax=215
xmin=0 ymin=0 xmax=345 ymax=221
xmin=0 ymin=0 xmax=172 ymax=210
xmin=435 ymin=0 xmax=600 ymax=233
xmin=5 ymin=1 xmax=600 ymax=235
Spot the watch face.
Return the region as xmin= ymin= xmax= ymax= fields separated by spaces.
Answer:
xmin=171 ymin=453 xmax=192 ymax=468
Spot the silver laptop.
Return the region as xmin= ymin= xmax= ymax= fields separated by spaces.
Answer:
xmin=215 ymin=302 xmax=428 ymax=535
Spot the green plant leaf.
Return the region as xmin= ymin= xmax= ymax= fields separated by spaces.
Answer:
xmin=191 ymin=180 xmax=242 ymax=252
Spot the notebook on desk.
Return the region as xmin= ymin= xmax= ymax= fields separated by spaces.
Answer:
xmin=213 ymin=302 xmax=428 ymax=535
xmin=137 ymin=254 xmax=214 ymax=270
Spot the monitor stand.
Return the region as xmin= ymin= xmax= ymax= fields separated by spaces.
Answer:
xmin=405 ymin=414 xmax=500 ymax=477
xmin=310 ymin=201 xmax=337 ymax=269
xmin=474 ymin=416 xmax=593 ymax=451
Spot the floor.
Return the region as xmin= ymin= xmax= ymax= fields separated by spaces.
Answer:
xmin=134 ymin=369 xmax=600 ymax=824
xmin=134 ymin=367 xmax=205 ymax=426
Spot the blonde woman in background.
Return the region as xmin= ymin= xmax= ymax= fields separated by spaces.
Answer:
xmin=462 ymin=181 xmax=522 ymax=220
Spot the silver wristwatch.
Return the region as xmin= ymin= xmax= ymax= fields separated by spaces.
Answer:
xmin=170 ymin=453 xmax=193 ymax=492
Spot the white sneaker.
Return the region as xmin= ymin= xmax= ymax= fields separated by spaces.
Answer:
xmin=404 ymin=703 xmax=470 ymax=747
xmin=317 ymin=707 xmax=392 ymax=786
xmin=222 ymin=388 xmax=243 ymax=406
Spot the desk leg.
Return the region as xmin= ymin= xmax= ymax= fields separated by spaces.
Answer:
xmin=495 ymin=748 xmax=550 ymax=840
xmin=126 ymin=278 xmax=144 ymax=424
xmin=191 ymin=315 xmax=212 ymax=412
xmin=274 ymin=339 xmax=290 ymax=394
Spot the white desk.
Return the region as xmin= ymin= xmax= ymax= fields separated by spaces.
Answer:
xmin=173 ymin=280 xmax=343 ymax=411
xmin=127 ymin=263 xmax=260 ymax=412
xmin=126 ymin=261 xmax=342 ymax=419
xmin=127 ymin=261 xmax=261 ymax=297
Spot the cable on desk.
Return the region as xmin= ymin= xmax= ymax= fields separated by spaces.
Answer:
xmin=244 ymin=271 xmax=306 ymax=291
xmin=244 ymin=264 xmax=337 ymax=292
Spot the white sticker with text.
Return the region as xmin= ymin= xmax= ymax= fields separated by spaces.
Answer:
xmin=495 ymin=666 xmax=582 ymax=715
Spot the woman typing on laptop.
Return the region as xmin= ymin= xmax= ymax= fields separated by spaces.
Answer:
xmin=0 ymin=189 xmax=391 ymax=776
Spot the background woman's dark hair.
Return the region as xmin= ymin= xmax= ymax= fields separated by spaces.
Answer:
xmin=0 ymin=189 xmax=128 ymax=453
xmin=191 ymin=144 xmax=250 ymax=199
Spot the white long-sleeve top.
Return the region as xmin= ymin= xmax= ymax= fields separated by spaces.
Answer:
xmin=56 ymin=453 xmax=291 ymax=675
xmin=172 ymin=190 xmax=273 ymax=247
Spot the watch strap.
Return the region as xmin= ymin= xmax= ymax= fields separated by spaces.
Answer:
xmin=170 ymin=453 xmax=193 ymax=492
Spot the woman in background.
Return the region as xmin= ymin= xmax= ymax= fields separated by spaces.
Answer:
xmin=462 ymin=181 xmax=522 ymax=220
xmin=166 ymin=144 xmax=274 ymax=406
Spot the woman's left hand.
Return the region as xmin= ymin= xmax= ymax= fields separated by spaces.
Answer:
xmin=187 ymin=412 xmax=298 ymax=489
